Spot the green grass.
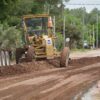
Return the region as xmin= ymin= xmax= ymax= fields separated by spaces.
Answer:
xmin=71 ymin=48 xmax=90 ymax=53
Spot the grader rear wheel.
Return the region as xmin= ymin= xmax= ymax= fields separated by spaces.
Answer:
xmin=60 ymin=47 xmax=70 ymax=67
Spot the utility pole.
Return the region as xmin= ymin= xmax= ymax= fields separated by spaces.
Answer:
xmin=53 ymin=16 xmax=56 ymax=48
xmin=63 ymin=16 xmax=66 ymax=47
xmin=61 ymin=2 xmax=66 ymax=47
xmin=89 ymin=30 xmax=91 ymax=47
xmin=82 ymin=8 xmax=85 ymax=48
xmin=93 ymin=25 xmax=95 ymax=49
xmin=53 ymin=16 xmax=56 ymax=36
xmin=96 ymin=13 xmax=99 ymax=48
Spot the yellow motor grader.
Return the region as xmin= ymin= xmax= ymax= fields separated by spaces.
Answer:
xmin=16 ymin=14 xmax=70 ymax=67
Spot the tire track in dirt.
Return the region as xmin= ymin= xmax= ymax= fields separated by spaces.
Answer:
xmin=0 ymin=61 xmax=100 ymax=90
xmin=39 ymin=71 xmax=100 ymax=100
xmin=0 ymin=62 xmax=100 ymax=100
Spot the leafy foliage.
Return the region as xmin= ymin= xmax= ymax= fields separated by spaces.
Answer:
xmin=0 ymin=23 xmax=22 ymax=49
xmin=0 ymin=0 xmax=100 ymax=49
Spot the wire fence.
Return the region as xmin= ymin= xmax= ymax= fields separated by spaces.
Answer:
xmin=66 ymin=4 xmax=100 ymax=5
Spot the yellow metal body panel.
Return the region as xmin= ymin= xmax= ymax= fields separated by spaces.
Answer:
xmin=21 ymin=14 xmax=60 ymax=59
xmin=23 ymin=14 xmax=49 ymax=19
xmin=45 ymin=38 xmax=54 ymax=59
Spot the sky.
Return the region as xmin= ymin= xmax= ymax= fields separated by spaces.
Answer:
xmin=65 ymin=0 xmax=100 ymax=12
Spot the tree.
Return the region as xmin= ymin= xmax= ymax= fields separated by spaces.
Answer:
xmin=32 ymin=0 xmax=70 ymax=15
xmin=0 ymin=0 xmax=19 ymax=21
xmin=0 ymin=23 xmax=22 ymax=49
xmin=56 ymin=8 xmax=84 ymax=48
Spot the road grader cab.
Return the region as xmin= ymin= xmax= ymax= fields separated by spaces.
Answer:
xmin=16 ymin=14 xmax=70 ymax=67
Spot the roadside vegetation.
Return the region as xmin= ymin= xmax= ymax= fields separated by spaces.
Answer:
xmin=0 ymin=0 xmax=100 ymax=50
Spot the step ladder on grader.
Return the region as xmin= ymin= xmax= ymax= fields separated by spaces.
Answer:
xmin=16 ymin=14 xmax=70 ymax=67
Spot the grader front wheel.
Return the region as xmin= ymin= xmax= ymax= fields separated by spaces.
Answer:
xmin=60 ymin=47 xmax=70 ymax=67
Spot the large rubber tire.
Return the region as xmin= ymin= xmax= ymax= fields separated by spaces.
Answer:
xmin=60 ymin=47 xmax=70 ymax=67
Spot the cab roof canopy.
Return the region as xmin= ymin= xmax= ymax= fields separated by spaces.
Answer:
xmin=22 ymin=14 xmax=49 ymax=19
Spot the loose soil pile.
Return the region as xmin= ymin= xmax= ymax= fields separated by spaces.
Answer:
xmin=0 ymin=56 xmax=100 ymax=77
xmin=0 ymin=56 xmax=100 ymax=100
xmin=0 ymin=60 xmax=54 ymax=77
xmin=70 ymin=56 xmax=100 ymax=67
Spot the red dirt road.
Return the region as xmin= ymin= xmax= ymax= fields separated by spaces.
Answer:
xmin=0 ymin=50 xmax=100 ymax=100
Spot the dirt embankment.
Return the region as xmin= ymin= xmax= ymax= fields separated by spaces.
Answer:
xmin=0 ymin=54 xmax=100 ymax=100
xmin=0 ymin=58 xmax=100 ymax=100
xmin=69 ymin=56 xmax=100 ymax=67
xmin=0 ymin=56 xmax=100 ymax=77
xmin=0 ymin=60 xmax=54 ymax=77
